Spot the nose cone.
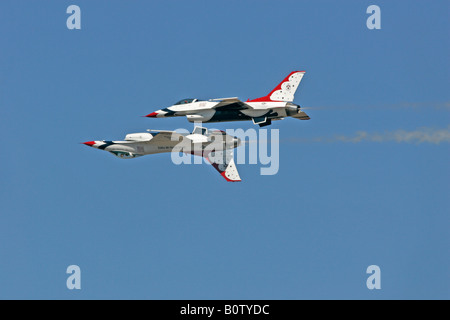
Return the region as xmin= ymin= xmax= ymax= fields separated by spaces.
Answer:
xmin=234 ymin=137 xmax=241 ymax=147
xmin=145 ymin=111 xmax=159 ymax=118
xmin=83 ymin=141 xmax=96 ymax=147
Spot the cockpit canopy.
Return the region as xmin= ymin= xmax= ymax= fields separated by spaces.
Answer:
xmin=174 ymin=98 xmax=203 ymax=105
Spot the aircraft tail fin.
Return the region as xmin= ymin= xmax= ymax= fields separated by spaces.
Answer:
xmin=248 ymin=71 xmax=305 ymax=102
xmin=206 ymin=150 xmax=241 ymax=182
xmin=185 ymin=149 xmax=241 ymax=182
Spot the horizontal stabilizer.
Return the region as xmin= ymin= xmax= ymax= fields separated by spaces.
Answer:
xmin=291 ymin=110 xmax=310 ymax=120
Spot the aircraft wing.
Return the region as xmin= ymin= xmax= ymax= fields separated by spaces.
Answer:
xmin=211 ymin=97 xmax=253 ymax=110
xmin=145 ymin=130 xmax=187 ymax=145
xmin=204 ymin=149 xmax=241 ymax=182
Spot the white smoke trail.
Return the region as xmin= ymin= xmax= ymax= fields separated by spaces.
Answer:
xmin=290 ymin=126 xmax=450 ymax=145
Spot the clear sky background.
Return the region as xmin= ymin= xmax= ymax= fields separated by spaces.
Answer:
xmin=0 ymin=0 xmax=448 ymax=299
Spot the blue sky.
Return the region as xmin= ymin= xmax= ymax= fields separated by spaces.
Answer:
xmin=0 ymin=0 xmax=448 ymax=299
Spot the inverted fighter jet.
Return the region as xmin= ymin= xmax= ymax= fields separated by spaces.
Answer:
xmin=83 ymin=127 xmax=242 ymax=182
xmin=145 ymin=71 xmax=310 ymax=127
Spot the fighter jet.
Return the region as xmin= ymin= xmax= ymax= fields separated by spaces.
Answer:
xmin=82 ymin=126 xmax=242 ymax=182
xmin=145 ymin=71 xmax=310 ymax=127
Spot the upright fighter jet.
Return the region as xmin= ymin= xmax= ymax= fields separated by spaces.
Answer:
xmin=83 ymin=127 xmax=242 ymax=182
xmin=145 ymin=71 xmax=310 ymax=127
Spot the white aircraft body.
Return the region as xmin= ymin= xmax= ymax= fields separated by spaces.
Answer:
xmin=145 ymin=71 xmax=310 ymax=127
xmin=83 ymin=127 xmax=242 ymax=182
